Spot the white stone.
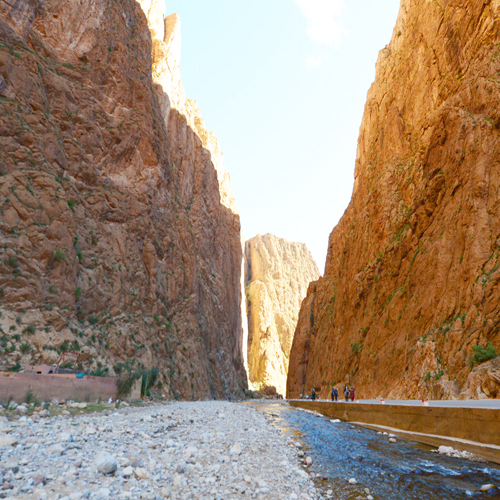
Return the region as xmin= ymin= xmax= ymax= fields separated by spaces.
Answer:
xmin=230 ymin=443 xmax=242 ymax=455
xmin=122 ymin=466 xmax=134 ymax=478
xmin=134 ymin=467 xmax=149 ymax=480
xmin=480 ymin=484 xmax=495 ymax=492
xmin=348 ymin=478 xmax=357 ymax=484
xmin=95 ymin=453 xmax=118 ymax=474
xmin=0 ymin=435 xmax=18 ymax=446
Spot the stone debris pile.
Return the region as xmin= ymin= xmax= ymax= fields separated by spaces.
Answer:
xmin=0 ymin=402 xmax=321 ymax=499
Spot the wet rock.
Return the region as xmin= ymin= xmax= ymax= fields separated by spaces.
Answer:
xmin=480 ymin=484 xmax=495 ymax=492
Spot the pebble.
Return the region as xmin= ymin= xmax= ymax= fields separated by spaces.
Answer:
xmin=480 ymin=484 xmax=495 ymax=492
xmin=133 ymin=467 xmax=149 ymax=480
xmin=349 ymin=478 xmax=357 ymax=484
xmin=0 ymin=401 xmax=319 ymax=499
xmin=389 ymin=438 xmax=397 ymax=443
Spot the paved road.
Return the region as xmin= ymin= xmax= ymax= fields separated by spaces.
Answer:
xmin=290 ymin=398 xmax=500 ymax=409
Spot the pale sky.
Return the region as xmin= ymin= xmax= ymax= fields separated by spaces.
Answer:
xmin=165 ymin=0 xmax=400 ymax=271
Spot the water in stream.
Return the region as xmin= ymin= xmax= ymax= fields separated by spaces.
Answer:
xmin=248 ymin=401 xmax=500 ymax=500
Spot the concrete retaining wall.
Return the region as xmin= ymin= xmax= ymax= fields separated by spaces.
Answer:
xmin=289 ymin=400 xmax=500 ymax=464
xmin=0 ymin=372 xmax=118 ymax=403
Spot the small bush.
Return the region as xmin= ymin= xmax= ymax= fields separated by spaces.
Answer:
xmin=141 ymin=367 xmax=159 ymax=397
xmin=75 ymin=287 xmax=82 ymax=298
xmin=54 ymin=248 xmax=66 ymax=262
xmin=88 ymin=316 xmax=99 ymax=325
xmin=470 ymin=342 xmax=497 ymax=368
xmin=90 ymin=366 xmax=109 ymax=377
xmin=19 ymin=343 xmax=31 ymax=353
xmin=115 ymin=360 xmax=142 ymax=397
xmin=351 ymin=342 xmax=363 ymax=355
xmin=8 ymin=361 xmax=21 ymax=372
xmin=6 ymin=255 xmax=18 ymax=267
xmin=23 ymin=323 xmax=36 ymax=335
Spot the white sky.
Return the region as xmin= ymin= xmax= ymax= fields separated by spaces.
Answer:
xmin=165 ymin=0 xmax=400 ymax=271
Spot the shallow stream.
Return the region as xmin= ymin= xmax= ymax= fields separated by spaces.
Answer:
xmin=248 ymin=401 xmax=500 ymax=500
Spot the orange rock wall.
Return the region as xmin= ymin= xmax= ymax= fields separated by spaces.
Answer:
xmin=0 ymin=0 xmax=247 ymax=399
xmin=288 ymin=0 xmax=500 ymax=400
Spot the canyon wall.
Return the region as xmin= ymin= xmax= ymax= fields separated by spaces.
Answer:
xmin=288 ymin=0 xmax=500 ymax=400
xmin=245 ymin=234 xmax=319 ymax=396
xmin=0 ymin=0 xmax=247 ymax=399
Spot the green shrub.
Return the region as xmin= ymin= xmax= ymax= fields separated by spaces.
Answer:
xmin=88 ymin=316 xmax=99 ymax=325
xmin=23 ymin=323 xmax=36 ymax=335
xmin=19 ymin=343 xmax=31 ymax=353
xmin=90 ymin=366 xmax=109 ymax=377
xmin=141 ymin=367 xmax=159 ymax=397
xmin=115 ymin=359 xmax=142 ymax=397
xmin=351 ymin=342 xmax=363 ymax=355
xmin=54 ymin=248 xmax=67 ymax=262
xmin=6 ymin=255 xmax=18 ymax=267
xmin=470 ymin=342 xmax=497 ymax=368
xmin=75 ymin=287 xmax=82 ymax=298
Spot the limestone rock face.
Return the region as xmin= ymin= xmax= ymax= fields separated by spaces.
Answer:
xmin=0 ymin=0 xmax=246 ymax=399
xmin=245 ymin=234 xmax=320 ymax=396
xmin=288 ymin=0 xmax=500 ymax=400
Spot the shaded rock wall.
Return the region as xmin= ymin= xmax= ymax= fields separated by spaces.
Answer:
xmin=0 ymin=0 xmax=247 ymax=399
xmin=288 ymin=0 xmax=500 ymax=400
xmin=245 ymin=234 xmax=319 ymax=396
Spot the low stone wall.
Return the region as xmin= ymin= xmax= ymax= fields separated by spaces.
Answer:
xmin=0 ymin=372 xmax=118 ymax=403
xmin=289 ymin=400 xmax=500 ymax=464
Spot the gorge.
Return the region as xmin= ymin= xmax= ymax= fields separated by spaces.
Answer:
xmin=2 ymin=0 xmax=500 ymax=405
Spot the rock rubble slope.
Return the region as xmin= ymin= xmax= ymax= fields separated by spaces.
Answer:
xmin=288 ymin=0 xmax=500 ymax=400
xmin=0 ymin=402 xmax=319 ymax=500
xmin=245 ymin=234 xmax=320 ymax=396
xmin=0 ymin=1 xmax=246 ymax=398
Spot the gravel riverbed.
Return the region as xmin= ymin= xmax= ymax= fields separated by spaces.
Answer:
xmin=0 ymin=401 xmax=322 ymax=500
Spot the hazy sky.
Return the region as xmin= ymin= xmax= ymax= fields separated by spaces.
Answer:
xmin=164 ymin=0 xmax=400 ymax=271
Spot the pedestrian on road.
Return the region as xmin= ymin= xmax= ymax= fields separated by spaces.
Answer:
xmin=331 ymin=387 xmax=338 ymax=401
xmin=343 ymin=384 xmax=350 ymax=402
xmin=311 ymin=388 xmax=316 ymax=401
xmin=350 ymin=387 xmax=355 ymax=402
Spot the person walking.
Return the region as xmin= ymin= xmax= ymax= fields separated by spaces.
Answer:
xmin=350 ymin=387 xmax=355 ymax=402
xmin=343 ymin=384 xmax=350 ymax=402
xmin=311 ymin=388 xmax=316 ymax=401
xmin=333 ymin=387 xmax=338 ymax=401
xmin=331 ymin=387 xmax=335 ymax=401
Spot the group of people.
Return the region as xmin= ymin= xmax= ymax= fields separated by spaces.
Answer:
xmin=306 ymin=384 xmax=356 ymax=402
xmin=330 ymin=384 xmax=355 ymax=402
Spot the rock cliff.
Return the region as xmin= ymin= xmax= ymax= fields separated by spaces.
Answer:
xmin=0 ymin=0 xmax=247 ymax=399
xmin=245 ymin=234 xmax=319 ymax=396
xmin=288 ymin=0 xmax=500 ymax=400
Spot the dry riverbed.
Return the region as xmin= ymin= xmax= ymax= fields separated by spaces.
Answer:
xmin=0 ymin=401 xmax=322 ymax=499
